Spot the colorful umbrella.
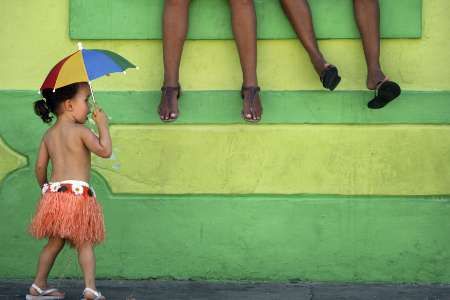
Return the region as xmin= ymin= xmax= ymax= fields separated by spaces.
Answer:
xmin=40 ymin=43 xmax=137 ymax=103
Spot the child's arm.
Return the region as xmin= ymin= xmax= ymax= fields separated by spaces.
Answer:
xmin=35 ymin=137 xmax=49 ymax=187
xmin=81 ymin=107 xmax=112 ymax=158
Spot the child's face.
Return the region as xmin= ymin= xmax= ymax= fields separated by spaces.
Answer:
xmin=70 ymin=83 xmax=91 ymax=124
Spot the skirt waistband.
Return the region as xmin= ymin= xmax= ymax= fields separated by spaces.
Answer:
xmin=42 ymin=180 xmax=95 ymax=197
xmin=51 ymin=180 xmax=90 ymax=187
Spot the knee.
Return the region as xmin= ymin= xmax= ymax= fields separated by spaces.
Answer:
xmin=76 ymin=242 xmax=94 ymax=254
xmin=46 ymin=238 xmax=65 ymax=253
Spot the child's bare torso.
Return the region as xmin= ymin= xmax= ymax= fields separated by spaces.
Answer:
xmin=45 ymin=122 xmax=91 ymax=182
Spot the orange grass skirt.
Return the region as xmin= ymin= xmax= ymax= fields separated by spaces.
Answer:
xmin=29 ymin=181 xmax=105 ymax=248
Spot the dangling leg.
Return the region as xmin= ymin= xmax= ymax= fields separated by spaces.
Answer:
xmin=159 ymin=0 xmax=190 ymax=121
xmin=280 ymin=0 xmax=341 ymax=90
xmin=229 ymin=0 xmax=262 ymax=121
xmin=353 ymin=0 xmax=401 ymax=108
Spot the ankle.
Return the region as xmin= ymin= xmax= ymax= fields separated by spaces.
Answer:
xmin=163 ymin=78 xmax=179 ymax=87
xmin=367 ymin=70 xmax=386 ymax=89
xmin=310 ymin=56 xmax=327 ymax=75
xmin=33 ymin=279 xmax=47 ymax=288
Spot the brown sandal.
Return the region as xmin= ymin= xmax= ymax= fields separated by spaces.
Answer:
xmin=240 ymin=86 xmax=262 ymax=123
xmin=158 ymin=85 xmax=181 ymax=122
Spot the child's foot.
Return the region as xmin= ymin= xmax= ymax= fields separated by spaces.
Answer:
xmin=81 ymin=287 xmax=106 ymax=300
xmin=158 ymin=85 xmax=181 ymax=122
xmin=26 ymin=283 xmax=65 ymax=299
xmin=241 ymin=86 xmax=262 ymax=122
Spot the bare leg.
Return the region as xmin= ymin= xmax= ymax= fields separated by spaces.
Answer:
xmin=353 ymin=0 xmax=385 ymax=89
xmin=229 ymin=0 xmax=262 ymax=121
xmin=29 ymin=237 xmax=65 ymax=297
xmin=78 ymin=243 xmax=105 ymax=299
xmin=160 ymin=0 xmax=190 ymax=121
xmin=78 ymin=243 xmax=101 ymax=299
xmin=280 ymin=0 xmax=329 ymax=75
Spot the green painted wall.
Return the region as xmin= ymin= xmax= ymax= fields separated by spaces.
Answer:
xmin=2 ymin=173 xmax=450 ymax=282
xmin=0 ymin=0 xmax=450 ymax=283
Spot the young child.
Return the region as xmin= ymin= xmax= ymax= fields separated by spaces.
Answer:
xmin=26 ymin=82 xmax=111 ymax=300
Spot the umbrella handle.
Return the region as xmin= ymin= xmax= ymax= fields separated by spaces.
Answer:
xmin=88 ymin=81 xmax=97 ymax=106
xmin=88 ymin=81 xmax=111 ymax=121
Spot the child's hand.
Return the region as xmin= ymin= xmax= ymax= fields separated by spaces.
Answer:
xmin=92 ymin=107 xmax=109 ymax=126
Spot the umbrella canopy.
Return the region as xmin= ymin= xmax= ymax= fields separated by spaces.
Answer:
xmin=41 ymin=43 xmax=136 ymax=92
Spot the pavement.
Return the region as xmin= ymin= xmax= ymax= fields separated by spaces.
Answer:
xmin=1 ymin=279 xmax=449 ymax=300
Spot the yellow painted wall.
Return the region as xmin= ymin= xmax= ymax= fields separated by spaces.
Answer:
xmin=93 ymin=124 xmax=450 ymax=195
xmin=0 ymin=137 xmax=27 ymax=183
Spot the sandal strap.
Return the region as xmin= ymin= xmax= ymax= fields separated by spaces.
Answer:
xmin=160 ymin=86 xmax=181 ymax=117
xmin=31 ymin=283 xmax=58 ymax=296
xmin=320 ymin=64 xmax=333 ymax=80
xmin=31 ymin=284 xmax=43 ymax=294
xmin=161 ymin=86 xmax=180 ymax=91
xmin=161 ymin=85 xmax=181 ymax=99
xmin=241 ymin=86 xmax=260 ymax=100
xmin=83 ymin=288 xmax=102 ymax=299
xmin=241 ymin=86 xmax=261 ymax=115
xmin=42 ymin=289 xmax=58 ymax=296
xmin=374 ymin=76 xmax=390 ymax=95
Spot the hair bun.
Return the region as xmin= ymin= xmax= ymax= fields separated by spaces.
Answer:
xmin=33 ymin=98 xmax=53 ymax=123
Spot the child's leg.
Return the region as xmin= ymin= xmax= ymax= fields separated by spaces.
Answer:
xmin=352 ymin=0 xmax=385 ymax=89
xmin=77 ymin=243 xmax=97 ymax=291
xmin=160 ymin=0 xmax=190 ymax=121
xmin=77 ymin=243 xmax=106 ymax=299
xmin=280 ymin=0 xmax=328 ymax=75
xmin=229 ymin=0 xmax=262 ymax=121
xmin=29 ymin=237 xmax=65 ymax=296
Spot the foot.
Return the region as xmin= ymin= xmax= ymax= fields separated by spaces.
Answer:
xmin=28 ymin=283 xmax=65 ymax=298
xmin=82 ymin=287 xmax=106 ymax=300
xmin=310 ymin=55 xmax=341 ymax=91
xmin=367 ymin=78 xmax=401 ymax=109
xmin=320 ymin=64 xmax=341 ymax=91
xmin=241 ymin=86 xmax=262 ymax=122
xmin=310 ymin=55 xmax=328 ymax=76
xmin=158 ymin=85 xmax=181 ymax=122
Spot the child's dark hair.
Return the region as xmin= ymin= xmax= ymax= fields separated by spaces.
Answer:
xmin=34 ymin=82 xmax=84 ymax=123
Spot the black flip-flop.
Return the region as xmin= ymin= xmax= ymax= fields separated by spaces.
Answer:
xmin=320 ymin=65 xmax=341 ymax=91
xmin=367 ymin=79 xmax=401 ymax=109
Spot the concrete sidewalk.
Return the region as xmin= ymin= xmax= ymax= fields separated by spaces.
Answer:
xmin=1 ymin=279 xmax=449 ymax=300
